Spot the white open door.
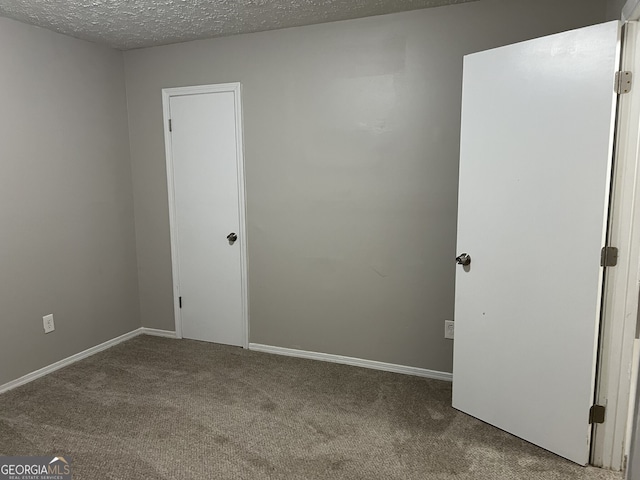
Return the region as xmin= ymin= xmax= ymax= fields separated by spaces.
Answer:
xmin=453 ymin=22 xmax=622 ymax=465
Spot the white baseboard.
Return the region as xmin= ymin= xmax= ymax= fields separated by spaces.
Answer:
xmin=1 ymin=332 xmax=444 ymax=396
xmin=248 ymin=343 xmax=453 ymax=382
xmin=0 ymin=327 xmax=178 ymax=395
xmin=139 ymin=327 xmax=177 ymax=338
xmin=0 ymin=329 xmax=140 ymax=394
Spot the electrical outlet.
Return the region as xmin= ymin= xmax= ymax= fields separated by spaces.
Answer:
xmin=43 ymin=314 xmax=55 ymax=334
xmin=444 ymin=320 xmax=454 ymax=339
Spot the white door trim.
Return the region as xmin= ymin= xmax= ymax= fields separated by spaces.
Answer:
xmin=624 ymin=0 xmax=640 ymax=21
xmin=161 ymin=83 xmax=249 ymax=348
xmin=592 ymin=21 xmax=640 ymax=471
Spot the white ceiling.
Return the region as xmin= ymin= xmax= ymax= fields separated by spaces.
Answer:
xmin=0 ymin=0 xmax=476 ymax=50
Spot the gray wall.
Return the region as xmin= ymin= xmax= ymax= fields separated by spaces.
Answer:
xmin=124 ymin=0 xmax=607 ymax=373
xmin=0 ymin=18 xmax=140 ymax=385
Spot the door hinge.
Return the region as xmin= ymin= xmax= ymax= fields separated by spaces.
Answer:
xmin=615 ymin=71 xmax=633 ymax=94
xmin=169 ymin=119 xmax=172 ymax=132
xmin=179 ymin=296 xmax=182 ymax=308
xmin=600 ymin=246 xmax=619 ymax=267
xmin=589 ymin=404 xmax=606 ymax=424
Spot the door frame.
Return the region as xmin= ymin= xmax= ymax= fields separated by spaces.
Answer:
xmin=161 ymin=82 xmax=250 ymax=348
xmin=624 ymin=0 xmax=640 ymax=20
xmin=592 ymin=21 xmax=640 ymax=471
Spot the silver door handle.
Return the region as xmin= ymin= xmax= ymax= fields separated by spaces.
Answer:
xmin=456 ymin=253 xmax=471 ymax=266
xmin=227 ymin=232 xmax=237 ymax=244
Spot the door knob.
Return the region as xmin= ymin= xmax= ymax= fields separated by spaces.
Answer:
xmin=456 ymin=253 xmax=471 ymax=266
xmin=227 ymin=232 xmax=238 ymax=244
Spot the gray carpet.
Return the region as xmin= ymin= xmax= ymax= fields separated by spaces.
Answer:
xmin=0 ymin=335 xmax=623 ymax=480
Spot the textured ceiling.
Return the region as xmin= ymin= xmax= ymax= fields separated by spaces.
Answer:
xmin=0 ymin=0 xmax=476 ymax=50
